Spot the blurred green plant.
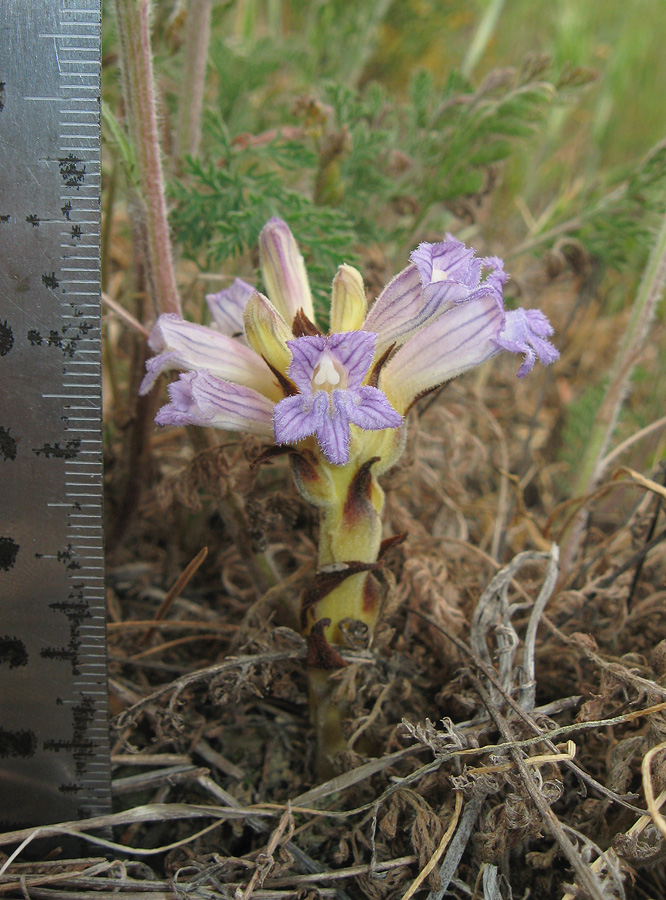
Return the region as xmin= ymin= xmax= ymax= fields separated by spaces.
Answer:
xmin=169 ymin=54 xmax=589 ymax=300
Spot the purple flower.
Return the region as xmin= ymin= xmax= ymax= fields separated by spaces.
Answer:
xmin=141 ymin=220 xmax=559 ymax=466
xmin=138 ymin=313 xmax=279 ymax=399
xmin=273 ymin=332 xmax=402 ymax=465
xmin=364 ymin=235 xmax=507 ymax=355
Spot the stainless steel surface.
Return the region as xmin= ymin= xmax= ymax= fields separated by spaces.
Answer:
xmin=0 ymin=0 xmax=110 ymax=828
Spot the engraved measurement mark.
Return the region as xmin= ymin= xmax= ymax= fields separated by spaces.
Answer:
xmin=58 ymin=154 xmax=86 ymax=188
xmin=42 ymin=272 xmax=60 ymax=290
xmin=33 ymin=438 xmax=81 ymax=460
xmin=0 ymin=427 xmax=17 ymax=461
xmin=44 ymin=694 xmax=97 ymax=777
xmin=0 ymin=537 xmax=19 ymax=571
xmin=0 ymin=637 xmax=28 ymax=669
xmin=41 ymin=589 xmax=90 ymax=675
xmin=0 ymin=321 xmax=14 ymax=356
xmin=27 ymin=322 xmax=95 ymax=357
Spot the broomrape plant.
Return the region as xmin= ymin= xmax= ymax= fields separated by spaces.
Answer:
xmin=141 ymin=217 xmax=558 ymax=766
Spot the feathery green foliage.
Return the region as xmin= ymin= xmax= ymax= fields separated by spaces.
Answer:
xmin=168 ymin=116 xmax=358 ymax=310
xmin=169 ymin=54 xmax=586 ymax=298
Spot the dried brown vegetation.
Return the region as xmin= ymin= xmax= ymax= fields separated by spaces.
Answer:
xmin=3 ymin=257 xmax=666 ymax=900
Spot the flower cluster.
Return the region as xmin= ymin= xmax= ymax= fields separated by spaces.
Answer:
xmin=140 ymin=218 xmax=558 ymax=464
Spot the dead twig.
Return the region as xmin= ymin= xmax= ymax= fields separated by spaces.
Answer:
xmin=138 ymin=547 xmax=209 ymax=646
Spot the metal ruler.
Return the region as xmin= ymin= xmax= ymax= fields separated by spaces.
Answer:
xmin=0 ymin=1 xmax=110 ymax=829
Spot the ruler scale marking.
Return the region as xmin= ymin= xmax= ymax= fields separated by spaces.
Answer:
xmin=0 ymin=0 xmax=110 ymax=828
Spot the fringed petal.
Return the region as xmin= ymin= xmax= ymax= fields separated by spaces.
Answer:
xmin=343 ymin=386 xmax=402 ymax=430
xmin=274 ymin=391 xmax=328 ymax=446
xmin=326 ymin=332 xmax=376 ymax=389
xmin=316 ymin=393 xmax=350 ymax=466
xmin=494 ymin=308 xmax=560 ymax=377
xmin=286 ymin=335 xmax=327 ymax=394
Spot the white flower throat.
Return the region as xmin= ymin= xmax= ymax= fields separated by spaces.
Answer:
xmin=430 ymin=265 xmax=450 ymax=283
xmin=312 ymin=350 xmax=347 ymax=393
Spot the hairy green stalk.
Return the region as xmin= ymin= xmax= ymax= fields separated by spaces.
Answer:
xmin=174 ymin=0 xmax=212 ymax=165
xmin=461 ymin=0 xmax=506 ymax=79
xmin=114 ymin=0 xmax=181 ymax=317
xmin=562 ymin=207 xmax=666 ymax=574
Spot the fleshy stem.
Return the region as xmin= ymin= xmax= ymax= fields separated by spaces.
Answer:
xmin=290 ymin=437 xmax=401 ymax=774
xmin=561 ymin=207 xmax=666 ymax=576
xmin=174 ymin=0 xmax=212 ymax=165
xmin=114 ymin=0 xmax=181 ymax=318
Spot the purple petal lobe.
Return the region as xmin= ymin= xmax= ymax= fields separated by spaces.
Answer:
xmin=326 ymin=331 xmax=376 ymax=388
xmin=274 ymin=392 xmax=327 ymax=445
xmin=412 ymin=238 xmax=508 ymax=326
xmin=274 ymin=390 xmax=351 ymax=465
xmin=206 ymin=278 xmax=254 ymax=337
xmin=411 ymin=237 xmax=480 ymax=288
xmin=494 ymin=308 xmax=559 ymax=377
xmin=155 ymin=372 xmax=274 ymax=436
xmin=286 ymin=335 xmax=327 ymax=394
xmin=316 ymin=393 xmax=350 ymax=466
xmin=344 ymin=386 xmax=403 ymax=430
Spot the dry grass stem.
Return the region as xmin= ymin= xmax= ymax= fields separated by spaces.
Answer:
xmin=401 ymin=791 xmax=463 ymax=900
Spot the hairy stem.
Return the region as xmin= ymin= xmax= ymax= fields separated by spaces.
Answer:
xmin=461 ymin=0 xmax=506 ymax=80
xmin=561 ymin=209 xmax=666 ymax=575
xmin=114 ymin=0 xmax=180 ymax=318
xmin=174 ymin=0 xmax=212 ymax=165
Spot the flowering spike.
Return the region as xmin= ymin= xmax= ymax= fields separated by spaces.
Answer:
xmin=142 ymin=220 xmax=559 ymax=773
